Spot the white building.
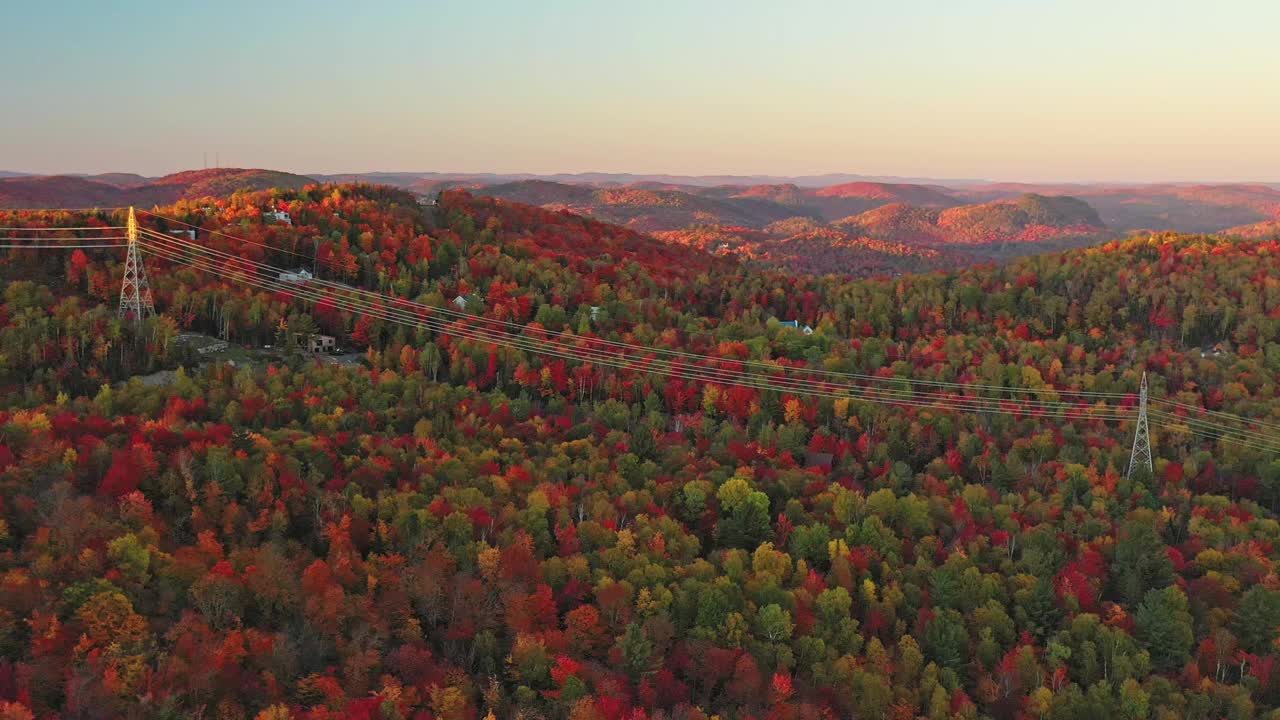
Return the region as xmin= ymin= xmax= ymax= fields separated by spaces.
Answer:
xmin=309 ymin=335 xmax=336 ymax=353
xmin=265 ymin=210 xmax=292 ymax=225
xmin=279 ymin=269 xmax=313 ymax=283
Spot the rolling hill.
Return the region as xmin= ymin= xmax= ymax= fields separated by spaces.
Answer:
xmin=472 ymin=180 xmax=821 ymax=232
xmin=838 ymin=193 xmax=1108 ymax=249
xmin=658 ymin=194 xmax=1108 ymax=277
xmin=467 ymin=179 xmax=974 ymax=233
xmin=13 ymin=166 xmax=1278 ymax=279
xmin=212 ymin=170 xmax=1280 ymax=245
xmin=697 ymin=181 xmax=961 ymax=222
xmin=957 ymin=183 xmax=1280 ymax=233
xmin=1223 ymin=219 xmax=1280 ymax=239
xmin=0 ymin=168 xmax=315 ymax=209
xmin=653 ymin=221 xmax=969 ymax=278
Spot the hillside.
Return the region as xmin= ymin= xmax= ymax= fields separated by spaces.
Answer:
xmin=959 ymin=183 xmax=1280 ymax=233
xmin=656 ymin=194 xmax=1106 ymax=277
xmin=654 ymin=221 xmax=968 ymax=277
xmin=474 ymin=180 xmax=819 ymax=232
xmin=468 ymin=179 xmax=974 ymax=234
xmin=384 ymin=177 xmax=1121 ymax=271
xmin=695 ymin=181 xmax=961 ymax=222
xmin=310 ymin=170 xmax=989 ymax=188
xmin=82 ymin=172 xmax=152 ymax=187
xmin=290 ymin=171 xmax=1280 ymax=238
xmin=22 ymin=168 xmax=1274 ymax=276
xmin=0 ymin=175 xmax=139 ymax=208
xmin=935 ymin=193 xmax=1105 ymax=243
xmin=3 ymin=182 xmax=1280 ymax=717
xmin=0 ymin=168 xmax=316 ymax=208
xmin=835 ymin=202 xmax=945 ymax=243
xmin=835 ymin=193 xmax=1110 ymax=253
xmin=1223 ymin=219 xmax=1280 ymax=239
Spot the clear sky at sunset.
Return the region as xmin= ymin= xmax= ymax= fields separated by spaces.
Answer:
xmin=4 ymin=0 xmax=1278 ymax=182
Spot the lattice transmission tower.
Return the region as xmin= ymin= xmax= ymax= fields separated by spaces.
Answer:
xmin=118 ymin=206 xmax=155 ymax=323
xmin=1127 ymin=372 xmax=1153 ymax=478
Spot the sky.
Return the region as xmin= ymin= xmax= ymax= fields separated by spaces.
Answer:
xmin=3 ymin=0 xmax=1278 ymax=183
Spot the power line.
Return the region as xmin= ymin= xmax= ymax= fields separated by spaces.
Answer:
xmin=0 ymin=243 xmax=128 ymax=249
xmin=0 ymin=207 xmax=128 ymax=213
xmin=0 ymin=236 xmax=127 ymax=241
xmin=1153 ymin=419 xmax=1280 ymax=454
xmin=5 ymin=207 xmax=1277 ymax=455
xmin=137 ymin=233 xmax=1138 ymax=421
xmin=1149 ymin=409 xmax=1280 ymax=452
xmin=125 ymin=225 xmax=1280 ymax=436
xmin=135 ymin=232 xmax=1096 ymax=409
xmin=137 ymin=229 xmax=1280 ymax=452
xmin=0 ymin=226 xmax=127 ymax=231
xmin=134 ymin=222 xmax=1131 ymax=400
xmin=1154 ymin=397 xmax=1280 ymax=433
xmin=135 ymin=208 xmax=320 ymax=262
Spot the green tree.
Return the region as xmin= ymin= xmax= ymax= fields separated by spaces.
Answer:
xmin=1233 ymin=586 xmax=1280 ymax=654
xmin=618 ymin=621 xmax=654 ymax=682
xmin=1111 ymin=514 xmax=1175 ymax=606
xmin=756 ymin=603 xmax=794 ymax=643
xmin=1135 ymin=586 xmax=1193 ymax=672
xmin=925 ymin=609 xmax=969 ymax=672
xmin=714 ymin=477 xmax=772 ymax=549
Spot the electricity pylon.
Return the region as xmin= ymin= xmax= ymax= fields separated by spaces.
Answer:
xmin=118 ymin=207 xmax=155 ymax=322
xmin=1127 ymin=372 xmax=1153 ymax=478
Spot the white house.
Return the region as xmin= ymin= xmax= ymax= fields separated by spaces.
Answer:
xmin=279 ymin=268 xmax=313 ymax=283
xmin=265 ymin=210 xmax=292 ymax=225
xmin=452 ymin=295 xmax=469 ymax=310
xmin=167 ymin=229 xmax=197 ymax=240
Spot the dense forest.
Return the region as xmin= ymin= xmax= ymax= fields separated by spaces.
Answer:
xmin=2 ymin=184 xmax=1280 ymax=719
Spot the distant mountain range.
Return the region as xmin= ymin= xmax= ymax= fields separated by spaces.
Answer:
xmin=653 ymin=193 xmax=1110 ymax=277
xmin=953 ymin=183 xmax=1280 ymax=234
xmin=310 ymin=171 xmax=996 ymax=189
xmin=0 ymin=169 xmax=314 ymax=209
xmin=3 ymin=167 xmax=1278 ymax=277
xmin=300 ymin=172 xmax=1280 ymax=236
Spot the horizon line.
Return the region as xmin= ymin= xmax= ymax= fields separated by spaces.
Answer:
xmin=4 ymin=167 xmax=1280 ymax=188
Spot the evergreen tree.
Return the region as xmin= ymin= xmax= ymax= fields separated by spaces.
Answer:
xmin=1111 ymin=514 xmax=1175 ymax=606
xmin=1135 ymin=587 xmax=1194 ymax=672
